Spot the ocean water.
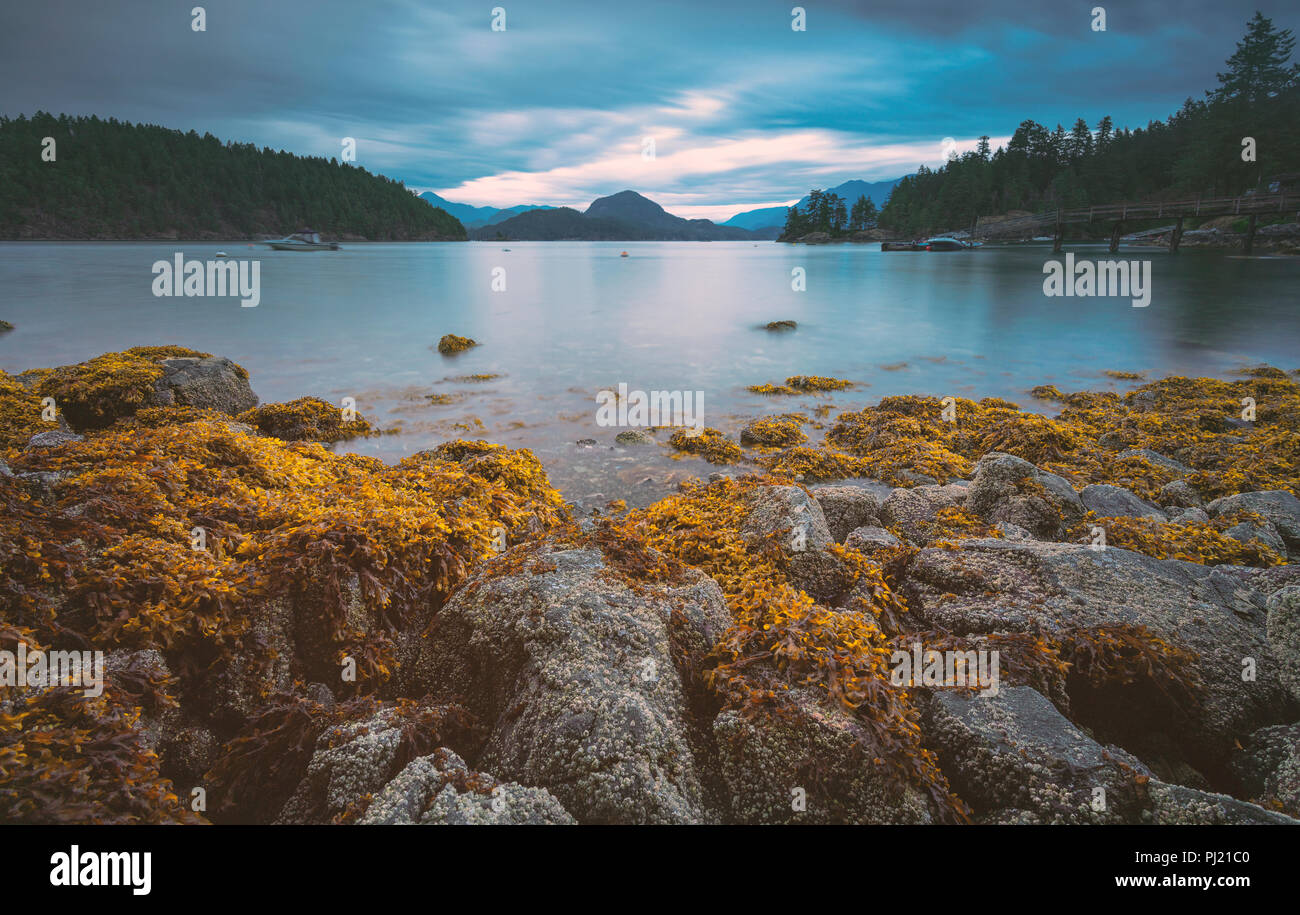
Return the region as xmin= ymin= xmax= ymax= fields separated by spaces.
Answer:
xmin=2 ymin=240 xmax=1297 ymax=505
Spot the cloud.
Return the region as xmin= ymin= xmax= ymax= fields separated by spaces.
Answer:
xmin=0 ymin=0 xmax=1287 ymax=214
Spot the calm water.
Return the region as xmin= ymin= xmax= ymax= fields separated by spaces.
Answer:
xmin=2 ymin=241 xmax=1297 ymax=505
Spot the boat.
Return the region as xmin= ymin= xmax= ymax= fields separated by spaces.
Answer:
xmin=923 ymin=236 xmax=976 ymax=251
xmin=881 ymin=241 xmax=921 ymax=251
xmin=215 ymin=251 xmax=228 ymax=258
xmin=266 ymin=228 xmax=340 ymax=251
xmin=620 ymin=251 xmax=629 ymax=257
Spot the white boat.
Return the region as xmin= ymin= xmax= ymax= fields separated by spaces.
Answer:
xmin=266 ymin=228 xmax=340 ymax=251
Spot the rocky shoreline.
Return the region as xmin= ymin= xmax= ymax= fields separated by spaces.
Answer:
xmin=2 ymin=348 xmax=1298 ymax=824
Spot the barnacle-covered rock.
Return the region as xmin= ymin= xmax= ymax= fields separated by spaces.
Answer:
xmin=1228 ymin=722 xmax=1300 ymax=818
xmin=271 ymin=700 xmax=482 ymax=824
xmin=24 ymin=429 xmax=84 ymax=450
xmin=903 ymin=538 xmax=1297 ymax=772
xmin=965 ymin=452 xmax=1084 ymax=539
xmin=738 ymin=484 xmax=853 ymax=600
xmin=844 ymin=525 xmax=902 ymax=558
xmin=810 ymin=483 xmax=884 ymax=542
xmin=1266 ymin=586 xmax=1300 ymax=703
xmin=713 ymin=684 xmax=932 ymax=824
xmin=880 ymin=483 xmax=970 ymax=544
xmin=924 ymin=686 xmax=1151 ymax=824
xmin=359 ymin=748 xmax=576 ymax=825
xmin=151 ymin=355 xmax=258 ymax=416
xmin=414 ymin=543 xmax=729 ymax=824
xmin=1079 ymin=483 xmax=1166 ymax=520
xmin=1207 ymin=490 xmax=1300 ymax=558
xmin=1145 ymin=781 xmax=1298 ymax=825
xmin=1159 ymin=479 xmax=1203 ymax=508
xmin=30 ymin=348 xmax=255 ymax=431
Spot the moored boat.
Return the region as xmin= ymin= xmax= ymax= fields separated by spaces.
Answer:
xmin=923 ymin=236 xmax=974 ymax=251
xmin=266 ymin=228 xmax=340 ymax=251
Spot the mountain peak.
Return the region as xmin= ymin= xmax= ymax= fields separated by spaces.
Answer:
xmin=585 ymin=190 xmax=667 ymax=221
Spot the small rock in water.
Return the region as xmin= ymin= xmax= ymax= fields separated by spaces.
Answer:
xmin=615 ymin=429 xmax=654 ymax=446
xmin=576 ymin=438 xmax=596 ymax=447
xmin=764 ymin=320 xmax=797 ymax=331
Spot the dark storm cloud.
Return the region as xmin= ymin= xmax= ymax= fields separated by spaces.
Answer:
xmin=0 ymin=0 xmax=1292 ymax=218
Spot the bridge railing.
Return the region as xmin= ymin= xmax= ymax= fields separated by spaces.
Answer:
xmin=972 ymin=192 xmax=1297 ymax=238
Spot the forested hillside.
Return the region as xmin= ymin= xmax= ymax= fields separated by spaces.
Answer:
xmin=879 ymin=12 xmax=1300 ymax=236
xmin=0 ymin=113 xmax=466 ymax=240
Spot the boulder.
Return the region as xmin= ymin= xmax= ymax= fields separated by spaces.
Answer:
xmin=966 ymin=452 xmax=1084 ymax=540
xmin=413 ymin=544 xmax=729 ymax=824
xmin=1224 ymin=519 xmax=1286 ymax=557
xmin=1171 ymin=507 xmax=1209 ymax=525
xmin=712 ymin=685 xmax=932 ymax=824
xmin=1145 ymin=781 xmax=1298 ymax=825
xmin=810 ymin=484 xmax=883 ymax=542
xmin=924 ymin=686 xmax=1150 ymax=823
xmin=1079 ymin=483 xmax=1166 ymax=520
xmin=1160 ymin=479 xmax=1203 ymax=509
xmin=1207 ymin=490 xmax=1300 ymax=553
xmin=879 ymin=483 xmax=968 ymax=544
xmin=1229 ymin=723 xmax=1300 ymax=818
xmin=739 ymin=484 xmax=851 ymax=599
xmin=1118 ymin=448 xmax=1193 ymax=475
xmin=276 ymin=707 xmax=412 ymax=824
xmin=151 ymin=356 xmax=258 ymax=415
xmin=359 ymin=748 xmax=576 ymax=825
xmin=24 ymin=429 xmax=84 ymax=450
xmin=903 ymin=537 xmax=1297 ymax=770
xmin=1266 ymin=586 xmax=1300 ymax=703
xmin=844 ymin=525 xmax=901 ymax=558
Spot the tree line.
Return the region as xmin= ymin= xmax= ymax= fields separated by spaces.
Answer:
xmin=0 ymin=113 xmax=466 ymax=240
xmin=780 ymin=190 xmax=879 ymax=239
xmin=878 ymin=11 xmax=1300 ymax=237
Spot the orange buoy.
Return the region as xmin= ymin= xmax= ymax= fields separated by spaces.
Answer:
xmin=620 ymin=251 xmax=629 ymax=257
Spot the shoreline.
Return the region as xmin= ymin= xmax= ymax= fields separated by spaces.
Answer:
xmin=3 ymin=346 xmax=1299 ymax=825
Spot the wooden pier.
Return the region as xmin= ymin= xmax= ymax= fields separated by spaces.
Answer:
xmin=970 ymin=192 xmax=1297 ymax=253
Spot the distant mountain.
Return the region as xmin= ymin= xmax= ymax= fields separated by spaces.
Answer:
xmin=722 ymin=177 xmax=906 ymax=231
xmin=418 ymin=192 xmax=553 ymax=229
xmin=482 ymin=204 xmax=555 ymax=227
xmin=471 ymin=190 xmax=762 ymax=241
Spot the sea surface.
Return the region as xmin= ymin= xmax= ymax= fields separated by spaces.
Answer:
xmin=2 ymin=240 xmax=1297 ymax=505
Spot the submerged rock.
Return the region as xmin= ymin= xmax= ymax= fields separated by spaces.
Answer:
xmin=614 ymin=429 xmax=654 ymax=445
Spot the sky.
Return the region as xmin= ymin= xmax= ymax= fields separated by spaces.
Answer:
xmin=1 ymin=1 xmax=1294 ymax=221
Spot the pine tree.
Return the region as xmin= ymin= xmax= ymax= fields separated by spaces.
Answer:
xmin=1211 ymin=11 xmax=1300 ymax=105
